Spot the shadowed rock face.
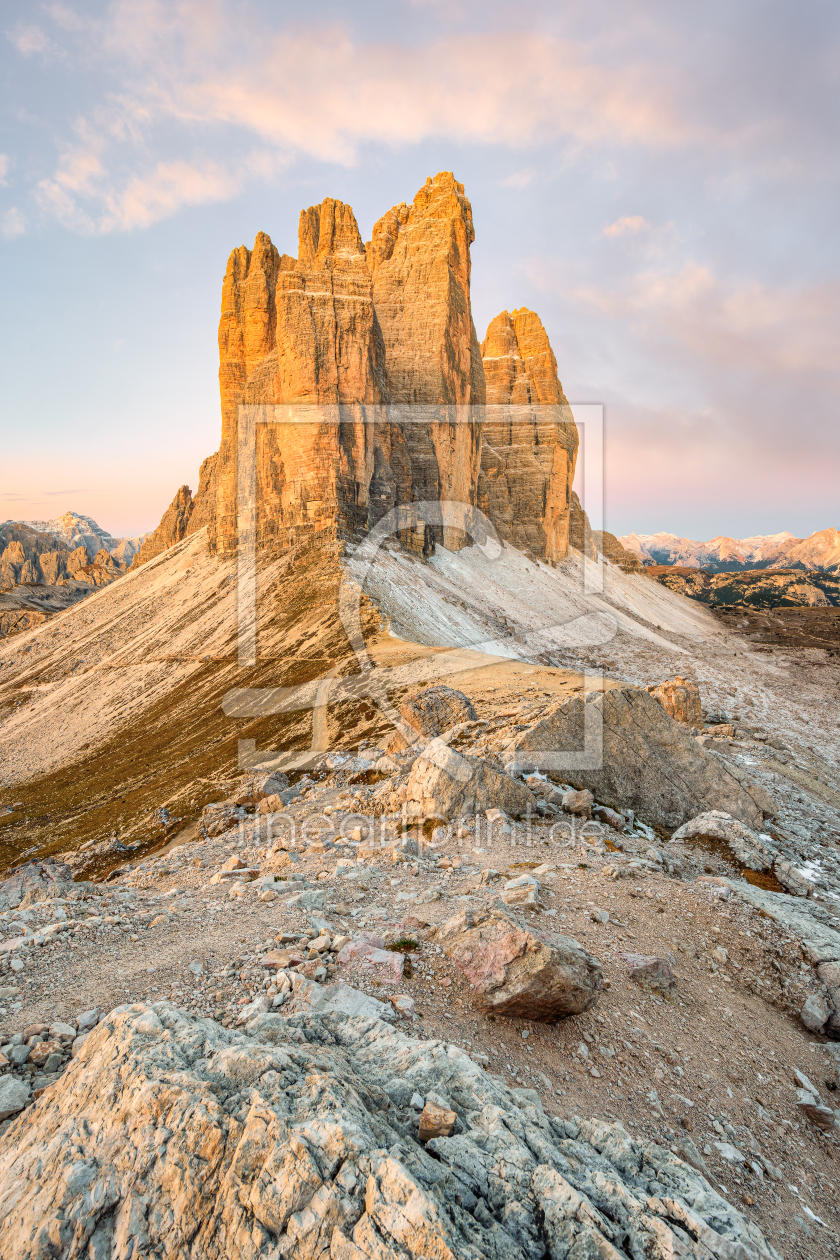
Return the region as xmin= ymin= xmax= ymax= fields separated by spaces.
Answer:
xmin=137 ymin=173 xmax=578 ymax=568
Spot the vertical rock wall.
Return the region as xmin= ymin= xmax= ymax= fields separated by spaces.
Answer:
xmin=479 ymin=308 xmax=579 ymax=563
xmin=367 ymin=174 xmax=485 ymax=551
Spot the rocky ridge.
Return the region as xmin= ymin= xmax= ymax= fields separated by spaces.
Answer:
xmin=0 ymin=518 xmax=140 ymax=639
xmin=622 ymin=528 xmax=840 ymax=575
xmin=10 ymin=511 xmax=145 ymax=565
xmin=1 ymin=729 xmax=839 ymax=1254
xmin=648 ymin=566 xmax=840 ymax=611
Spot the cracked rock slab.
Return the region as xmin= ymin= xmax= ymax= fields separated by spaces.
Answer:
xmin=0 ymin=1002 xmax=781 ymax=1260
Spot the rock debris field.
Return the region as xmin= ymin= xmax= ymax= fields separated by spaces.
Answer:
xmin=3 ymin=680 xmax=840 ymax=1259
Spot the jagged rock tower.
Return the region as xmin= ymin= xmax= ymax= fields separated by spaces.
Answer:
xmin=135 ymin=173 xmax=579 ymax=569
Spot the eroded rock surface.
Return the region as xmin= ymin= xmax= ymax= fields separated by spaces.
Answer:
xmin=671 ymin=811 xmax=776 ymax=871
xmin=129 ymin=460 xmax=218 ymax=568
xmin=0 ymin=1002 xmax=780 ymax=1259
xmin=388 ymin=684 xmax=477 ymax=751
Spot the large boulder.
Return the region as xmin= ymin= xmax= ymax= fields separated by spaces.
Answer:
xmin=817 ymin=961 xmax=840 ymax=1040
xmin=0 ymin=859 xmax=74 ymax=911
xmin=648 ymin=676 xmax=702 ymax=727
xmin=671 ymin=811 xmax=777 ymax=870
xmin=388 ymin=684 xmax=477 ymax=752
xmin=405 ymin=741 xmax=537 ymax=820
xmin=511 ymin=684 xmax=776 ymax=832
xmin=435 ymin=907 xmax=602 ymax=1020
xmin=0 ymin=1002 xmax=780 ymax=1260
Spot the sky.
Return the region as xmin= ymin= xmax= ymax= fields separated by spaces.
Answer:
xmin=0 ymin=0 xmax=838 ymax=542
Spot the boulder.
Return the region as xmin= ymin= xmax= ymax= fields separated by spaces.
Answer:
xmin=234 ymin=772 xmax=289 ymax=806
xmin=254 ymin=770 xmax=290 ymax=799
xmin=0 ymin=1075 xmax=30 ymax=1121
xmin=279 ymin=977 xmax=396 ymax=1022
xmin=336 ymin=937 xmax=404 ymax=985
xmin=670 ymin=811 xmax=777 ymax=871
xmin=200 ymin=804 xmax=240 ymax=838
xmin=417 ymin=1100 xmax=457 ymax=1142
xmin=511 ymin=684 xmax=776 ymax=831
xmin=800 ymin=994 xmax=830 ymax=1033
xmin=283 ymin=889 xmax=325 ymax=911
xmin=795 ymin=1088 xmax=835 ymax=1132
xmin=773 ymin=860 xmax=817 ymax=898
xmin=0 ymin=1002 xmax=781 ymax=1260
xmin=388 ymin=685 xmax=477 ymax=752
xmin=623 ymin=952 xmax=677 ymax=995
xmin=501 ymin=874 xmax=540 ymax=909
xmin=649 ymin=676 xmax=703 ymax=727
xmin=435 ymin=907 xmax=602 ymax=1021
xmin=817 ymin=961 xmax=840 ymax=1039
xmin=0 ymin=860 xmax=74 ymax=911
xmin=562 ymin=788 xmax=593 ymax=817
xmin=405 ymin=742 xmax=537 ymax=821
xmin=592 ymin=804 xmax=624 ymax=831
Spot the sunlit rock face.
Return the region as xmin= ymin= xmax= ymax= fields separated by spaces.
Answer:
xmin=479 ymin=307 xmax=578 ymax=564
xmin=140 ymin=173 xmax=578 ymax=567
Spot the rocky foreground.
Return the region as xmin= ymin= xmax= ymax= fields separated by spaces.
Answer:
xmin=0 ymin=1001 xmax=783 ymax=1260
xmin=2 ymin=670 xmax=840 ymax=1257
xmin=2 ymin=166 xmax=839 ymax=1258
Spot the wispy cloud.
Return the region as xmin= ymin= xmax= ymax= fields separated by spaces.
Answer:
xmin=0 ymin=155 xmax=8 ymax=186
xmin=502 ymin=168 xmax=537 ymax=189
xmin=0 ymin=207 xmax=25 ymax=238
xmin=571 ymin=262 xmax=840 ymax=379
xmin=603 ymin=215 xmax=650 ymax=237
xmin=7 ymin=24 xmax=52 ymax=56
xmin=8 ymin=4 xmax=706 ymax=234
xmin=8 ymin=2 xmax=838 ymax=237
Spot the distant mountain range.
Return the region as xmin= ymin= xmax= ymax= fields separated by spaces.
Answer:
xmin=0 ymin=512 xmax=148 ymax=638
xmin=619 ymin=527 xmax=840 ymax=574
xmin=9 ymin=511 xmax=146 ymax=564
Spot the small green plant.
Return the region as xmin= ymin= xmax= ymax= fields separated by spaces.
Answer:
xmin=387 ymin=937 xmax=419 ymax=953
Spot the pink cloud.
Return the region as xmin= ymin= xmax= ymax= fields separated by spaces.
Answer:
xmin=22 ymin=5 xmax=700 ymax=233
xmin=603 ymin=215 xmax=650 ymax=237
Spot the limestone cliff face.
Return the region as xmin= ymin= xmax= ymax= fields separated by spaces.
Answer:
xmin=130 ymin=486 xmax=194 ymax=569
xmin=130 ymin=455 xmax=219 ymax=570
xmin=478 ymin=309 xmax=578 ymax=563
xmin=212 ymin=172 xmax=487 ymax=559
xmin=139 ymin=173 xmax=579 ymax=569
xmin=367 ymin=173 xmax=485 ymax=552
xmin=214 ymin=202 xmax=384 ymax=559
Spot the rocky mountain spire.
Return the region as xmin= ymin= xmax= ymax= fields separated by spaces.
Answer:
xmin=478 ymin=308 xmax=579 ymax=563
xmin=137 ymin=174 xmax=579 ymax=569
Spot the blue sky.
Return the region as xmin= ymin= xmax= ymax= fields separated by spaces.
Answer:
xmin=1 ymin=0 xmax=838 ymax=541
